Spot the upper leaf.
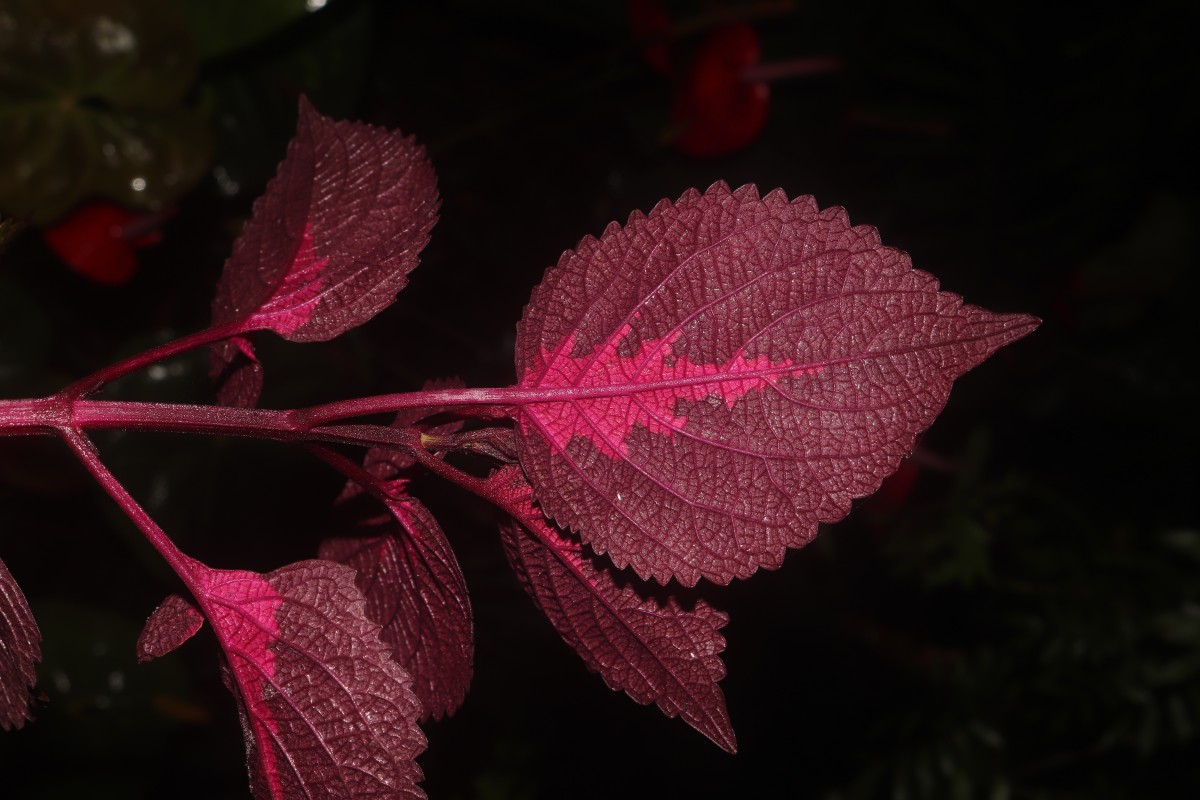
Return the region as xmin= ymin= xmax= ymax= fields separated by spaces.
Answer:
xmin=515 ymin=183 xmax=1039 ymax=585
xmin=493 ymin=468 xmax=735 ymax=751
xmin=136 ymin=593 xmax=205 ymax=663
xmin=191 ymin=558 xmax=426 ymax=800
xmin=211 ymin=96 xmax=439 ymax=343
xmin=0 ymin=556 xmax=41 ymax=730
xmin=320 ymin=482 xmax=473 ymax=721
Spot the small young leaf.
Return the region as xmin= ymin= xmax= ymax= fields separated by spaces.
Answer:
xmin=0 ymin=556 xmax=41 ymax=731
xmin=357 ymin=377 xmax=469 ymax=477
xmin=191 ymin=558 xmax=426 ymax=800
xmin=493 ymin=468 xmax=735 ymax=752
xmin=211 ymin=96 xmax=439 ymax=343
xmin=137 ymin=594 xmax=205 ymax=663
xmin=515 ymin=183 xmax=1039 ymax=585
xmin=320 ymin=484 xmax=473 ymax=721
xmin=210 ymin=335 xmax=264 ymax=408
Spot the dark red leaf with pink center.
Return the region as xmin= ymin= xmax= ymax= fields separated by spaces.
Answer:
xmin=211 ymin=95 xmax=438 ymax=344
xmin=493 ymin=467 xmax=735 ymax=752
xmin=0 ymin=557 xmax=41 ymax=731
xmin=320 ymin=482 xmax=473 ymax=721
xmin=137 ymin=594 xmax=205 ymax=663
xmin=671 ymin=23 xmax=769 ymax=157
xmin=190 ymin=558 xmax=426 ymax=800
xmin=515 ymin=182 xmax=1039 ymax=586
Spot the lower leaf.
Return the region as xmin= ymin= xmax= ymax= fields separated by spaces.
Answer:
xmin=192 ymin=558 xmax=427 ymax=800
xmin=0 ymin=556 xmax=41 ymax=731
xmin=494 ymin=468 xmax=736 ymax=752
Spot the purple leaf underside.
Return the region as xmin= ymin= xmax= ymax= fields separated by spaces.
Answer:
xmin=208 ymin=96 xmax=439 ymax=408
xmin=515 ymin=182 xmax=1039 ymax=586
xmin=210 ymin=335 xmax=264 ymax=408
xmin=0 ymin=557 xmax=41 ymax=731
xmin=193 ymin=559 xmax=426 ymax=800
xmin=320 ymin=483 xmax=473 ymax=721
xmin=137 ymin=593 xmax=205 ymax=663
xmin=495 ymin=468 xmax=735 ymax=752
xmin=212 ymin=96 xmax=439 ymax=341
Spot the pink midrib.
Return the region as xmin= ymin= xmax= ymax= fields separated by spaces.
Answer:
xmin=197 ymin=574 xmax=288 ymax=798
xmin=253 ymin=223 xmax=331 ymax=335
xmin=518 ymin=327 xmax=822 ymax=454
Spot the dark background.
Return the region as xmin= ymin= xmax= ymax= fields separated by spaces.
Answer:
xmin=1 ymin=1 xmax=1197 ymax=797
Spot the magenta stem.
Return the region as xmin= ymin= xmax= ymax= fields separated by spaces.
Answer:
xmin=62 ymin=320 xmax=248 ymax=398
xmin=307 ymin=445 xmax=384 ymax=492
xmin=58 ymin=427 xmax=200 ymax=587
xmin=315 ymin=423 xmax=502 ymax=503
xmin=295 ymin=387 xmax=519 ymax=427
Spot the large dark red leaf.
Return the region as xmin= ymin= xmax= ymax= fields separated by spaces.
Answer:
xmin=493 ymin=468 xmax=735 ymax=752
xmin=211 ymin=94 xmax=438 ymax=346
xmin=515 ymin=183 xmax=1039 ymax=586
xmin=320 ymin=483 xmax=473 ymax=721
xmin=0 ymin=556 xmax=41 ymax=731
xmin=191 ymin=558 xmax=426 ymax=800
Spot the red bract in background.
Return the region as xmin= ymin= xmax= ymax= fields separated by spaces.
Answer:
xmin=40 ymin=202 xmax=165 ymax=285
xmin=670 ymin=23 xmax=769 ymax=157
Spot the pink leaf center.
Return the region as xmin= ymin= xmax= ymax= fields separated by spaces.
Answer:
xmin=520 ymin=322 xmax=822 ymax=456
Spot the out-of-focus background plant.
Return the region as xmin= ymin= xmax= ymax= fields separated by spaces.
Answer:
xmin=1 ymin=0 xmax=1196 ymax=797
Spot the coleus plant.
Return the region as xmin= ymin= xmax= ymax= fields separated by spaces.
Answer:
xmin=0 ymin=98 xmax=1037 ymax=798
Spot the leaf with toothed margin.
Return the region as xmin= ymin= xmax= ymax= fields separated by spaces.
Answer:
xmin=209 ymin=96 xmax=439 ymax=406
xmin=514 ymin=182 xmax=1039 ymax=586
xmin=190 ymin=558 xmax=426 ymax=800
xmin=320 ymin=479 xmax=473 ymax=722
xmin=493 ymin=467 xmax=735 ymax=752
xmin=0 ymin=556 xmax=41 ymax=731
xmin=137 ymin=594 xmax=205 ymax=663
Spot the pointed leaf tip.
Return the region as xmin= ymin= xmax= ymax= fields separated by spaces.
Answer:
xmin=0 ymin=557 xmax=41 ymax=730
xmin=495 ymin=469 xmax=736 ymax=752
xmin=515 ymin=184 xmax=1038 ymax=586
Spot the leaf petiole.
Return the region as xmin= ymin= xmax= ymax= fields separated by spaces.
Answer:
xmin=57 ymin=426 xmax=200 ymax=588
xmin=61 ymin=320 xmax=249 ymax=399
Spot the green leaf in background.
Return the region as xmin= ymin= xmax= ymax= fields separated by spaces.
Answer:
xmin=171 ymin=0 xmax=331 ymax=62
xmin=0 ymin=0 xmax=211 ymax=223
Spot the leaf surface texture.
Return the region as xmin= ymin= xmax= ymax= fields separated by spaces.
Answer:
xmin=321 ymin=483 xmax=473 ymax=721
xmin=516 ymin=183 xmax=1038 ymax=584
xmin=495 ymin=468 xmax=734 ymax=751
xmin=0 ymin=557 xmax=40 ymax=730
xmin=193 ymin=559 xmax=426 ymax=800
